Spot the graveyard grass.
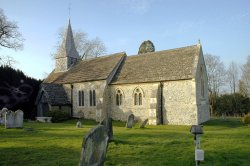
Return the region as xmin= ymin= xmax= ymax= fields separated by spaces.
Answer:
xmin=0 ymin=118 xmax=249 ymax=166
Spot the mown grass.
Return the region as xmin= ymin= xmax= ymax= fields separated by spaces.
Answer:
xmin=0 ymin=118 xmax=249 ymax=166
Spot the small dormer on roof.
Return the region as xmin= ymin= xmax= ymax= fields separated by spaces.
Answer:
xmin=55 ymin=19 xmax=80 ymax=59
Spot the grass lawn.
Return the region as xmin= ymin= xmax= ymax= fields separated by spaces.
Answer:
xmin=0 ymin=118 xmax=249 ymax=166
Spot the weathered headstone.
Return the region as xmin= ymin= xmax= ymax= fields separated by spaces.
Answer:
xmin=79 ymin=125 xmax=109 ymax=166
xmin=5 ymin=110 xmax=15 ymax=128
xmin=100 ymin=118 xmax=113 ymax=141
xmin=126 ymin=114 xmax=134 ymax=128
xmin=76 ymin=120 xmax=82 ymax=128
xmin=15 ymin=109 xmax=24 ymax=128
xmin=140 ymin=119 xmax=148 ymax=128
xmin=4 ymin=109 xmax=24 ymax=128
xmin=0 ymin=108 xmax=8 ymax=125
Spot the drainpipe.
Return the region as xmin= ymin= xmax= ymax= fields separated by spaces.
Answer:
xmin=70 ymin=84 xmax=73 ymax=117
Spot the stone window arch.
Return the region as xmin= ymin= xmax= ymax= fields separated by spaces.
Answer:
xmin=115 ymin=89 xmax=124 ymax=106
xmin=78 ymin=90 xmax=84 ymax=106
xmin=133 ymin=87 xmax=144 ymax=106
xmin=89 ymin=90 xmax=96 ymax=106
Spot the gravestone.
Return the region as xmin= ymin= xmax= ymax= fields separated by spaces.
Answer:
xmin=15 ymin=109 xmax=24 ymax=128
xmin=5 ymin=110 xmax=15 ymax=128
xmin=76 ymin=120 xmax=82 ymax=128
xmin=140 ymin=119 xmax=148 ymax=128
xmin=126 ymin=114 xmax=134 ymax=128
xmin=79 ymin=125 xmax=109 ymax=166
xmin=0 ymin=108 xmax=8 ymax=125
xmin=100 ymin=118 xmax=113 ymax=141
xmin=5 ymin=109 xmax=24 ymax=128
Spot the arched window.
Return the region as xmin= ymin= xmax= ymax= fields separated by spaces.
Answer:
xmin=89 ymin=90 xmax=92 ymax=106
xmin=89 ymin=90 xmax=96 ymax=107
xmin=78 ymin=90 xmax=84 ymax=106
xmin=134 ymin=88 xmax=143 ymax=106
xmin=116 ymin=90 xmax=122 ymax=106
xmin=93 ymin=90 xmax=96 ymax=106
xmin=200 ymin=66 xmax=205 ymax=97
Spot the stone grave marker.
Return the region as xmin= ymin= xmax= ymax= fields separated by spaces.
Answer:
xmin=100 ymin=118 xmax=113 ymax=141
xmin=126 ymin=114 xmax=134 ymax=128
xmin=0 ymin=108 xmax=8 ymax=125
xmin=4 ymin=109 xmax=24 ymax=128
xmin=5 ymin=110 xmax=15 ymax=128
xmin=140 ymin=119 xmax=148 ymax=128
xmin=79 ymin=125 xmax=109 ymax=166
xmin=76 ymin=120 xmax=82 ymax=128
xmin=15 ymin=109 xmax=24 ymax=128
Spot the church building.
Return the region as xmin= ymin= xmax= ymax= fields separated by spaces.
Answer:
xmin=36 ymin=20 xmax=210 ymax=125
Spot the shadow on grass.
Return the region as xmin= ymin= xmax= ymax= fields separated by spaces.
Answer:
xmin=0 ymin=146 xmax=80 ymax=166
xmin=202 ymin=118 xmax=243 ymax=128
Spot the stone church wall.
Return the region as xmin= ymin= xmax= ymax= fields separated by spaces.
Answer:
xmin=163 ymin=80 xmax=198 ymax=125
xmin=109 ymin=83 xmax=160 ymax=125
xmin=63 ymin=80 xmax=107 ymax=122
xmin=195 ymin=51 xmax=210 ymax=124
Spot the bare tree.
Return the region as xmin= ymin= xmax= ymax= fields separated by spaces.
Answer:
xmin=204 ymin=54 xmax=227 ymax=115
xmin=227 ymin=62 xmax=239 ymax=94
xmin=0 ymin=55 xmax=18 ymax=67
xmin=241 ymin=54 xmax=250 ymax=95
xmin=54 ymin=27 xmax=106 ymax=59
xmin=0 ymin=8 xmax=24 ymax=50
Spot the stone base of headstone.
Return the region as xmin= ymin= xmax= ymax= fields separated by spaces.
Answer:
xmin=36 ymin=117 xmax=52 ymax=123
xmin=79 ymin=125 xmax=109 ymax=166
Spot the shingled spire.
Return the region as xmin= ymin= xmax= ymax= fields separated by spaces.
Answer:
xmin=55 ymin=19 xmax=80 ymax=72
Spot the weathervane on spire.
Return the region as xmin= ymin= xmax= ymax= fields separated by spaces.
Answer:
xmin=198 ymin=39 xmax=201 ymax=45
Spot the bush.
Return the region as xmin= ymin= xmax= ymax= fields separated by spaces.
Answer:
xmin=48 ymin=110 xmax=70 ymax=123
xmin=242 ymin=113 xmax=250 ymax=125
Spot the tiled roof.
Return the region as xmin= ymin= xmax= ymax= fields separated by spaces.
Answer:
xmin=42 ymin=83 xmax=70 ymax=106
xmin=44 ymin=52 xmax=126 ymax=84
xmin=111 ymin=44 xmax=200 ymax=84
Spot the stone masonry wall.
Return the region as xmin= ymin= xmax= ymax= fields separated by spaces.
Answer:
xmin=195 ymin=51 xmax=210 ymax=124
xmin=163 ymin=80 xmax=198 ymax=125
xmin=110 ymin=83 xmax=160 ymax=125
xmin=64 ymin=80 xmax=107 ymax=122
xmin=55 ymin=57 xmax=68 ymax=72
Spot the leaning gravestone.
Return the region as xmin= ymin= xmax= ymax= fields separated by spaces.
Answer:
xmin=140 ymin=119 xmax=148 ymax=128
xmin=15 ymin=110 xmax=24 ymax=128
xmin=100 ymin=118 xmax=113 ymax=141
xmin=79 ymin=125 xmax=109 ymax=166
xmin=126 ymin=114 xmax=135 ymax=128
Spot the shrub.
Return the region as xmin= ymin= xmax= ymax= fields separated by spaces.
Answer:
xmin=242 ymin=113 xmax=250 ymax=125
xmin=48 ymin=110 xmax=70 ymax=123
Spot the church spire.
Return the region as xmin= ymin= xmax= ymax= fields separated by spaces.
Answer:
xmin=55 ymin=19 xmax=80 ymax=59
xmin=55 ymin=19 xmax=80 ymax=72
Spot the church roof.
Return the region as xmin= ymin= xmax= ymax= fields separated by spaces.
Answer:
xmin=55 ymin=19 xmax=80 ymax=59
xmin=36 ymin=83 xmax=70 ymax=106
xmin=44 ymin=52 xmax=125 ymax=84
xmin=111 ymin=44 xmax=201 ymax=84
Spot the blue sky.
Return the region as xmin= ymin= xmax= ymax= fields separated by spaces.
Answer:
xmin=0 ymin=0 xmax=250 ymax=80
